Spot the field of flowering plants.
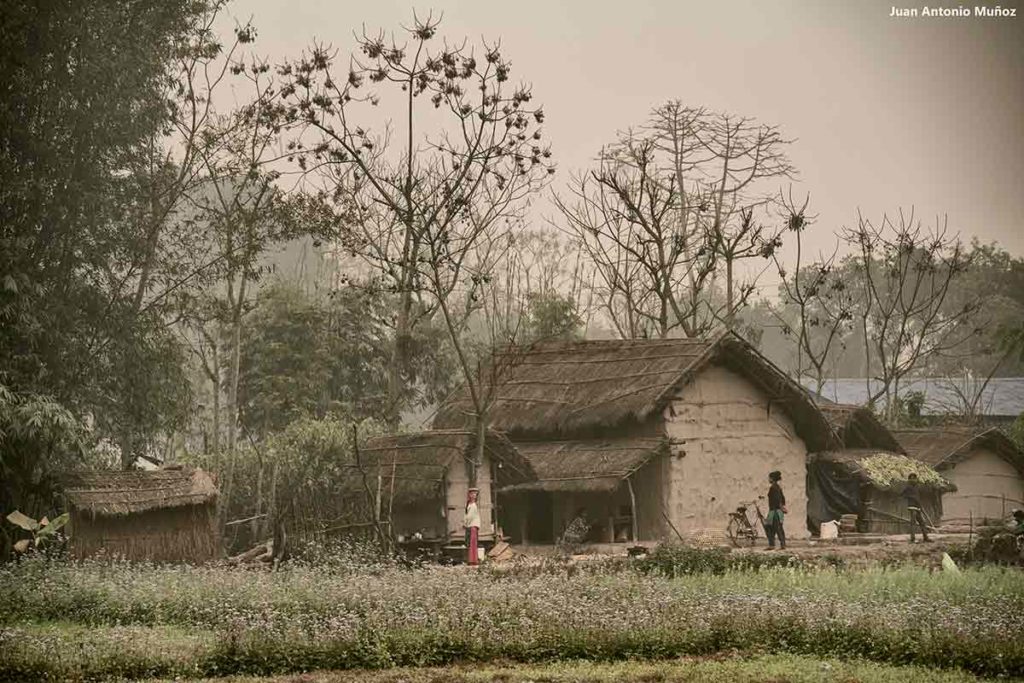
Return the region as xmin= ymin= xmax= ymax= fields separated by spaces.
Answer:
xmin=0 ymin=547 xmax=1022 ymax=681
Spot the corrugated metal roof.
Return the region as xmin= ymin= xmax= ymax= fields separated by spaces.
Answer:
xmin=804 ymin=378 xmax=1024 ymax=418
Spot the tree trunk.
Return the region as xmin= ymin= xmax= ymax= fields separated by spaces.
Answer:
xmin=386 ymin=287 xmax=413 ymax=427
xmin=471 ymin=413 xmax=487 ymax=489
xmin=211 ymin=334 xmax=221 ymax=454
xmin=226 ymin=275 xmax=247 ymax=458
xmin=725 ymin=256 xmax=734 ymax=328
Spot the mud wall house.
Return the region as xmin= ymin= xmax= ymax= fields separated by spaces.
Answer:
xmin=346 ymin=430 xmax=534 ymax=545
xmin=433 ymin=333 xmax=839 ymax=543
xmin=807 ymin=450 xmax=953 ymax=534
xmin=895 ymin=426 xmax=1024 ymax=526
xmin=63 ymin=467 xmax=220 ymax=563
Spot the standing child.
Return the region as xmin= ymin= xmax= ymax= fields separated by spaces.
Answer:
xmin=464 ymin=488 xmax=481 ymax=565
xmin=766 ymin=470 xmax=788 ymax=550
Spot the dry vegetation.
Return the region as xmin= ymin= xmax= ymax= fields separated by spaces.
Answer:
xmin=0 ymin=547 xmax=1022 ymax=681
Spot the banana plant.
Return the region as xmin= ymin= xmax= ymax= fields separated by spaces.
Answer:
xmin=5 ymin=510 xmax=70 ymax=553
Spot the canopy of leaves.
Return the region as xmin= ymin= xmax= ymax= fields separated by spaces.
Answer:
xmin=237 ymin=280 xmax=456 ymax=435
xmin=0 ymin=0 xmax=208 ymax=463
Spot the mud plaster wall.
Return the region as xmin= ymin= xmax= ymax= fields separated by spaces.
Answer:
xmin=446 ymin=452 xmax=495 ymax=541
xmin=940 ymin=447 xmax=1024 ymax=523
xmin=664 ymin=364 xmax=809 ymax=540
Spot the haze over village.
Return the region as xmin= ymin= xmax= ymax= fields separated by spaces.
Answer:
xmin=2 ymin=1 xmax=1023 ymax=681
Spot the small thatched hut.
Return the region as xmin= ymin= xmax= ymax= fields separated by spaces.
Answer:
xmin=895 ymin=426 xmax=1024 ymax=526
xmin=435 ymin=332 xmax=839 ymax=543
xmin=64 ymin=467 xmax=219 ymax=562
xmin=807 ymin=450 xmax=954 ymax=534
xmin=818 ymin=402 xmax=906 ymax=453
xmin=351 ymin=430 xmax=534 ymax=545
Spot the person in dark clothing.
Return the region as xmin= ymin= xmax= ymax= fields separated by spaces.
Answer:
xmin=902 ymin=473 xmax=930 ymax=543
xmin=1012 ymin=509 xmax=1024 ymax=536
xmin=765 ymin=470 xmax=787 ymax=550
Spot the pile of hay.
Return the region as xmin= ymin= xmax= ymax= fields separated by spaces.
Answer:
xmin=858 ymin=452 xmax=952 ymax=490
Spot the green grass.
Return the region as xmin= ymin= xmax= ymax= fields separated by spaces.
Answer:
xmin=1 ymin=555 xmax=1022 ymax=680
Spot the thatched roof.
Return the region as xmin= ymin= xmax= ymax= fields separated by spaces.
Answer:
xmin=502 ymin=437 xmax=667 ymax=493
xmin=346 ymin=430 xmax=534 ymax=505
xmin=64 ymin=467 xmax=218 ymax=516
xmin=818 ymin=403 xmax=905 ymax=454
xmin=433 ymin=332 xmax=839 ymax=451
xmin=894 ymin=426 xmax=1024 ymax=475
xmin=811 ymin=449 xmax=956 ymax=492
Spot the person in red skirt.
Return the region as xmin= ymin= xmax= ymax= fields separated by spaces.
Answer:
xmin=464 ymin=488 xmax=481 ymax=565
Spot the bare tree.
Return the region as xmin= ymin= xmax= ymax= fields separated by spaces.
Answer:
xmin=648 ymin=103 xmax=794 ymax=327
xmin=278 ymin=15 xmax=553 ymax=485
xmin=842 ymin=209 xmax=980 ymax=423
xmin=557 ymin=103 xmax=794 ymax=339
xmin=279 ymin=14 xmax=555 ymax=429
xmin=769 ymin=192 xmax=856 ymax=394
xmin=556 ymin=135 xmax=701 ymax=338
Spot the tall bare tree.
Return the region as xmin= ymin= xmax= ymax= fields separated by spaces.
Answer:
xmin=842 ymin=209 xmax=979 ymax=423
xmin=769 ymin=193 xmax=856 ymax=394
xmin=278 ymin=14 xmax=553 ymax=484
xmin=558 ymin=103 xmax=794 ymax=339
xmin=279 ymin=13 xmax=554 ymax=428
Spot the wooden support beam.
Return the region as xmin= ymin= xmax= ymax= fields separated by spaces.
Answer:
xmin=627 ymin=477 xmax=639 ymax=542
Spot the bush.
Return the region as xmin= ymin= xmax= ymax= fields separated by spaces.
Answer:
xmin=635 ymin=544 xmax=801 ymax=577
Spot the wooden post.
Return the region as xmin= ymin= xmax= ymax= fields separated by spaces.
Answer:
xmin=376 ymin=473 xmax=383 ymax=525
xmin=387 ymin=455 xmax=397 ymax=529
xmin=969 ymin=510 xmax=974 ymax=563
xmin=627 ymin=477 xmax=639 ymax=542
xmin=441 ymin=467 xmax=449 ymax=540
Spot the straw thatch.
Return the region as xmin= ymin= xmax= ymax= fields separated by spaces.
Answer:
xmin=819 ymin=403 xmax=905 ymax=453
xmin=433 ymin=332 xmax=839 ymax=451
xmin=64 ymin=467 xmax=218 ymax=516
xmin=64 ymin=467 xmax=220 ymax=563
xmin=811 ymin=450 xmax=956 ymax=492
xmin=894 ymin=426 xmax=1024 ymax=475
xmin=347 ymin=429 xmax=534 ymax=505
xmin=502 ymin=437 xmax=667 ymax=493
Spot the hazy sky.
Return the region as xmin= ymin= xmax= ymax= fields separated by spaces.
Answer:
xmin=227 ymin=0 xmax=1024 ymax=272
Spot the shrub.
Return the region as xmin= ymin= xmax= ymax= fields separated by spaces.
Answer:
xmin=635 ymin=544 xmax=802 ymax=577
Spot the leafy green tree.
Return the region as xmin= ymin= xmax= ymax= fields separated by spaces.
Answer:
xmin=0 ymin=0 xmax=214 ymax=467
xmin=0 ymin=383 xmax=90 ymax=557
xmin=519 ymin=292 xmax=584 ymax=344
xmin=236 ymin=280 xmax=456 ymax=438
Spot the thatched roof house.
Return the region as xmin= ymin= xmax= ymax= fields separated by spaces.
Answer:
xmin=352 ymin=430 xmax=534 ymax=544
xmin=895 ymin=426 xmax=1024 ymax=525
xmin=807 ymin=450 xmax=954 ymax=534
xmin=818 ymin=402 xmax=905 ymax=453
xmin=435 ymin=334 xmax=836 ymax=449
xmin=64 ymin=467 xmax=219 ymax=563
xmin=436 ymin=332 xmax=841 ymax=544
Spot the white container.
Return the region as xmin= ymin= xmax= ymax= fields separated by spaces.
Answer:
xmin=820 ymin=520 xmax=841 ymax=540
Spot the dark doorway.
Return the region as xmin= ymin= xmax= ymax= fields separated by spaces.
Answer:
xmin=526 ymin=491 xmax=554 ymax=543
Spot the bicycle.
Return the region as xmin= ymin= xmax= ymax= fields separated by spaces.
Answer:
xmin=726 ymin=499 xmax=767 ymax=547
